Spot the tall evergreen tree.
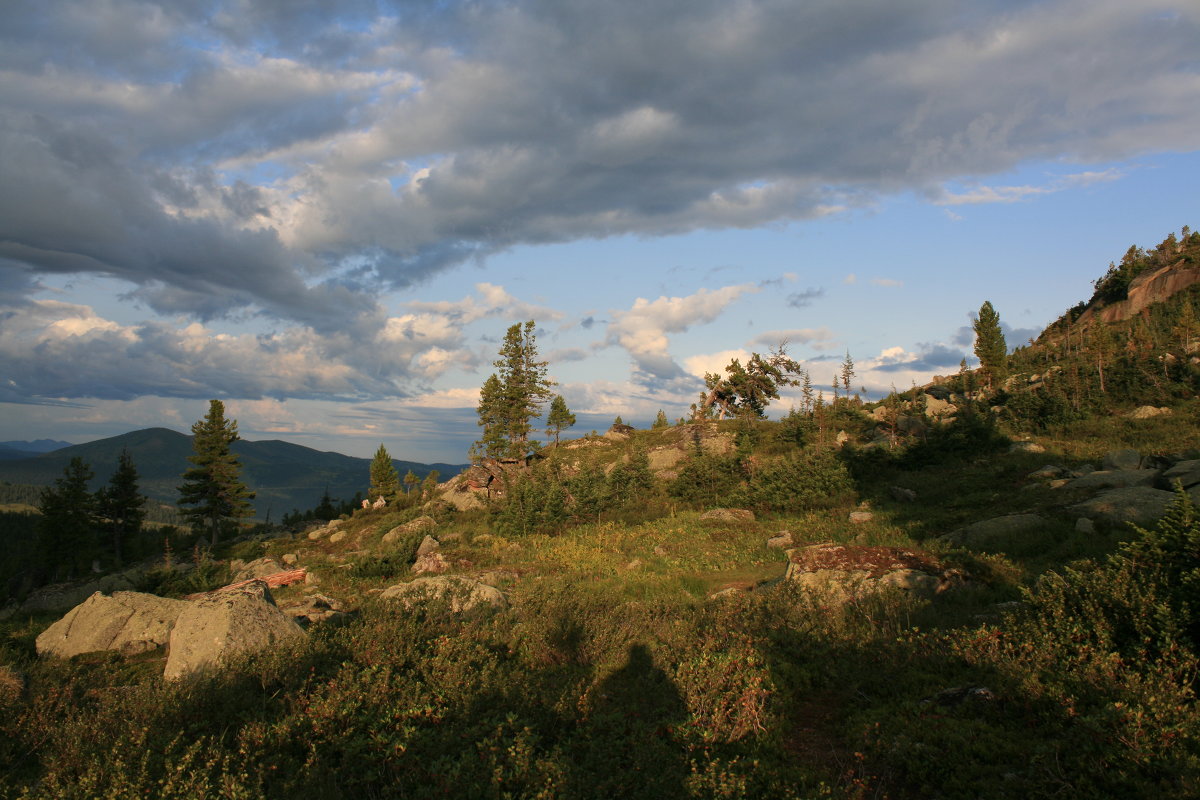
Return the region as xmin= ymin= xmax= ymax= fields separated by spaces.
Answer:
xmin=652 ymin=409 xmax=670 ymax=429
xmin=96 ymin=448 xmax=145 ymax=565
xmin=38 ymin=457 xmax=97 ymax=580
xmin=474 ymin=320 xmax=554 ymax=462
xmin=973 ymin=300 xmax=1009 ymax=390
xmin=546 ymin=394 xmax=576 ymax=445
xmin=178 ymin=399 xmax=255 ymax=547
xmin=369 ymin=444 xmax=400 ymax=502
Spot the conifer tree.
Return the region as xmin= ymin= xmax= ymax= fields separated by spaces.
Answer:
xmin=546 ymin=394 xmax=576 ymax=445
xmin=178 ymin=399 xmax=255 ymax=547
xmin=96 ymin=448 xmax=145 ymax=565
xmin=369 ymin=444 xmax=400 ymax=502
xmin=38 ymin=456 xmax=97 ymax=580
xmin=403 ymin=469 xmax=419 ymax=495
xmin=840 ymin=351 xmax=856 ymax=400
xmin=474 ymin=321 xmax=554 ymax=462
xmin=652 ymin=409 xmax=669 ymax=429
xmin=973 ymin=301 xmax=1009 ymax=390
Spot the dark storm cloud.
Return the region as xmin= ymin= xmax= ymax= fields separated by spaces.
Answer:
xmin=786 ymin=288 xmax=825 ymax=308
xmin=1 ymin=0 xmax=1198 ymax=325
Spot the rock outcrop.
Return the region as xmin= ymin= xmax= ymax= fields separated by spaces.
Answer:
xmin=940 ymin=514 xmax=1048 ymax=550
xmin=1069 ymin=487 xmax=1178 ymax=529
xmin=36 ymin=591 xmax=187 ymax=659
xmin=379 ymin=576 xmax=508 ymax=613
xmin=784 ymin=543 xmax=958 ymax=602
xmin=164 ymin=581 xmax=305 ymax=680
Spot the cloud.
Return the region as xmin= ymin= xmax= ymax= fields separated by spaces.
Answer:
xmin=0 ymin=0 xmax=1195 ymax=324
xmin=870 ymin=277 xmax=904 ymax=287
xmin=843 ymin=273 xmax=858 ymax=285
xmin=785 ymin=287 xmax=825 ymax=308
xmin=749 ymin=328 xmax=838 ymax=352
xmin=605 ymin=283 xmax=758 ymax=382
xmin=0 ymin=297 xmax=485 ymax=403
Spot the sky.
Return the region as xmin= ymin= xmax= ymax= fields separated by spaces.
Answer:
xmin=2 ymin=0 xmax=1199 ymax=464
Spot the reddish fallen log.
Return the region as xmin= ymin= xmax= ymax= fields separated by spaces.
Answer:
xmin=185 ymin=568 xmax=307 ymax=599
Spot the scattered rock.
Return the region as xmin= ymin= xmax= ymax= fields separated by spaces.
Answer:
xmin=1048 ymin=479 xmax=1071 ymax=489
xmin=281 ymin=553 xmax=298 ymax=566
xmin=416 ymin=535 xmax=441 ymax=556
xmin=889 ymin=486 xmax=917 ymax=502
xmin=1103 ymin=448 xmax=1143 ymax=471
xmin=19 ymin=573 xmax=137 ymax=614
xmin=647 ymin=447 xmax=685 ymax=473
xmin=1009 ymin=441 xmax=1045 ymax=454
xmin=1128 ymin=405 xmax=1172 ymax=419
xmin=654 ymin=545 xmax=669 ymax=556
xmin=940 ymin=514 xmax=1048 ymax=550
xmin=1065 ymin=469 xmax=1160 ymax=491
xmin=1069 ymin=487 xmax=1177 ymax=528
xmin=281 ymin=594 xmax=348 ymax=627
xmin=379 ymin=576 xmax=508 ymax=613
xmin=383 ymin=516 xmax=438 ymax=545
xmin=1162 ymin=459 xmax=1200 ymax=489
xmin=848 ymin=511 xmax=874 ymax=524
xmin=411 ymin=551 xmax=449 ymax=575
xmin=1075 ymin=517 xmax=1095 ymax=534
xmin=784 ymin=543 xmax=954 ymax=602
xmin=699 ymin=508 xmax=755 ymax=523
xmin=624 ymin=558 xmax=643 ymax=570
xmin=231 ymin=557 xmax=284 ymax=582
xmin=36 ymin=591 xmax=187 ymax=659
xmin=1027 ymin=465 xmax=1066 ymax=480
xmin=164 ymin=581 xmax=306 ymax=681
xmin=766 ymin=531 xmax=794 ymax=549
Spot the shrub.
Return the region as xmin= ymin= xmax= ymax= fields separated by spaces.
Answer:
xmin=738 ymin=449 xmax=855 ymax=513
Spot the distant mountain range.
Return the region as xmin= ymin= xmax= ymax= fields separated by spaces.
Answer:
xmin=0 ymin=440 xmax=74 ymax=460
xmin=0 ymin=428 xmax=466 ymax=520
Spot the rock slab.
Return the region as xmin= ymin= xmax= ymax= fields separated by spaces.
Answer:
xmin=380 ymin=576 xmax=508 ymax=612
xmin=36 ymin=591 xmax=187 ymax=659
xmin=164 ymin=581 xmax=305 ymax=680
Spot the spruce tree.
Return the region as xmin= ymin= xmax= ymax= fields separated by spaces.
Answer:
xmin=473 ymin=320 xmax=554 ymax=462
xmin=973 ymin=301 xmax=1009 ymax=390
xmin=546 ymin=394 xmax=576 ymax=445
xmin=369 ymin=444 xmax=400 ymax=502
xmin=96 ymin=448 xmax=145 ymax=565
xmin=178 ymin=399 xmax=255 ymax=547
xmin=38 ymin=456 xmax=97 ymax=580
xmin=652 ymin=409 xmax=669 ymax=429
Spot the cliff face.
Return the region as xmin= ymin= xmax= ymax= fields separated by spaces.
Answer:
xmin=1077 ymin=260 xmax=1200 ymax=325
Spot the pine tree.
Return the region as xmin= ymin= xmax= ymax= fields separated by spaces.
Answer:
xmin=973 ymin=300 xmax=1009 ymax=390
xmin=178 ymin=399 xmax=255 ymax=547
xmin=403 ymin=469 xmax=419 ymax=495
xmin=38 ymin=457 xmax=97 ymax=580
xmin=96 ymin=448 xmax=145 ymax=565
xmin=474 ymin=321 xmax=554 ymax=462
xmin=369 ymin=444 xmax=400 ymax=502
xmin=840 ymin=351 xmax=856 ymax=400
xmin=652 ymin=409 xmax=669 ymax=429
xmin=546 ymin=394 xmax=576 ymax=444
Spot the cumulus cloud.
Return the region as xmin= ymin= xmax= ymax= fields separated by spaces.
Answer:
xmin=0 ymin=0 xmax=1195 ymax=325
xmin=606 ymin=284 xmax=758 ymax=381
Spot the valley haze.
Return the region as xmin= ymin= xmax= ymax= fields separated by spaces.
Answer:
xmin=1 ymin=1 xmax=1199 ymax=463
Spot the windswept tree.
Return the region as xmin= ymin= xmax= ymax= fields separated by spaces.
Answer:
xmin=546 ymin=394 xmax=576 ymax=445
xmin=96 ymin=448 xmax=146 ymax=565
xmin=696 ymin=344 xmax=804 ymax=420
xmin=973 ymin=301 xmax=1009 ymax=390
xmin=178 ymin=399 xmax=255 ymax=547
xmin=474 ymin=320 xmax=555 ymax=462
xmin=369 ymin=444 xmax=400 ymax=502
xmin=38 ymin=457 xmax=97 ymax=580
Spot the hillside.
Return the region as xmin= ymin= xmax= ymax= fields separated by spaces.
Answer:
xmin=1 ymin=232 xmax=1199 ymax=798
xmin=0 ymin=428 xmax=466 ymax=520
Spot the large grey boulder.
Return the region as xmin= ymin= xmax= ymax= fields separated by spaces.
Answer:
xmin=382 ymin=516 xmax=437 ymax=544
xmin=784 ymin=543 xmax=955 ymax=602
xmin=1102 ymin=448 xmax=1143 ymax=471
xmin=20 ymin=572 xmax=137 ymax=614
xmin=1065 ymin=470 xmax=1160 ymax=491
xmin=164 ymin=581 xmax=305 ymax=680
xmin=1162 ymin=459 xmax=1200 ymax=489
xmin=380 ymin=576 xmax=508 ymax=612
xmin=36 ymin=591 xmax=187 ymax=659
xmin=940 ymin=514 xmax=1047 ymax=550
xmin=699 ymin=508 xmax=755 ymax=523
xmin=1069 ymin=487 xmax=1176 ymax=529
xmin=230 ymin=557 xmax=284 ymax=582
